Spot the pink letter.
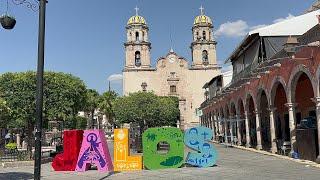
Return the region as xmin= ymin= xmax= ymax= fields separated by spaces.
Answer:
xmin=75 ymin=129 xmax=113 ymax=172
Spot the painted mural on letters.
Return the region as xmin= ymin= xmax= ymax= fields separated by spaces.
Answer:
xmin=114 ymin=129 xmax=143 ymax=171
xmin=142 ymin=127 xmax=184 ymax=170
xmin=75 ymin=129 xmax=113 ymax=172
xmin=184 ymin=126 xmax=217 ymax=167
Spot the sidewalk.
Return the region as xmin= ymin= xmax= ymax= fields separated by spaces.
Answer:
xmin=213 ymin=141 xmax=320 ymax=168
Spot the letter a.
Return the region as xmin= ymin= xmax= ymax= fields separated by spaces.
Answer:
xmin=76 ymin=129 xmax=113 ymax=172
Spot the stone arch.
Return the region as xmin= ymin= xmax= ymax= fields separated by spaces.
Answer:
xmin=288 ymin=65 xmax=318 ymax=159
xmin=230 ymin=101 xmax=237 ymax=143
xmin=270 ymin=76 xmax=287 ymax=106
xmin=246 ymin=93 xmax=257 ymax=148
xmin=288 ymin=66 xmax=316 ymax=121
xmin=230 ymin=101 xmax=237 ymax=117
xmin=225 ymin=104 xmax=231 ymax=143
xmin=271 ymin=77 xmax=290 ymax=143
xmin=256 ymin=87 xmax=271 ymax=110
xmin=257 ymin=88 xmax=271 ymax=151
xmin=287 ymin=64 xmax=317 ymax=103
xmin=215 ymin=108 xmax=221 ymax=135
xmin=245 ymin=92 xmax=257 ymax=112
xmin=237 ymin=97 xmax=246 ymax=145
xmin=219 ymin=106 xmax=226 ymax=142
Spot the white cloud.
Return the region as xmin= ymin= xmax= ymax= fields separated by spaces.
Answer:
xmin=215 ymin=20 xmax=249 ymax=38
xmin=216 ymin=14 xmax=295 ymax=38
xmin=273 ymin=13 xmax=295 ymax=23
xmin=108 ymin=74 xmax=123 ymax=82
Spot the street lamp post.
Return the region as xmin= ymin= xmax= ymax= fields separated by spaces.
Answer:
xmin=1 ymin=0 xmax=47 ymax=179
xmin=34 ymin=1 xmax=47 ymax=180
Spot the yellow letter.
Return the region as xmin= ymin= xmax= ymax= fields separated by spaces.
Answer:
xmin=114 ymin=129 xmax=142 ymax=171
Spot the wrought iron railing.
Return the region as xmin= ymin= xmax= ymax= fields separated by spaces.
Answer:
xmin=0 ymin=149 xmax=29 ymax=162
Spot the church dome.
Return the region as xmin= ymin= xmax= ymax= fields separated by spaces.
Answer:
xmin=194 ymin=6 xmax=212 ymax=26
xmin=127 ymin=15 xmax=147 ymax=25
xmin=194 ymin=15 xmax=212 ymax=26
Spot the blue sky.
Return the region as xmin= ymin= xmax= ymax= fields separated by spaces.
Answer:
xmin=0 ymin=0 xmax=315 ymax=95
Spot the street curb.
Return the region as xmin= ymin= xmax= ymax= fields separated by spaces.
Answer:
xmin=212 ymin=141 xmax=320 ymax=169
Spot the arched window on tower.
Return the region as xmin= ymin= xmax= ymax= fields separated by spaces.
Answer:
xmin=196 ymin=31 xmax=200 ymax=40
xmin=202 ymin=50 xmax=208 ymax=65
xmin=135 ymin=51 xmax=141 ymax=67
xmin=202 ymin=31 xmax=206 ymax=40
xmin=135 ymin=32 xmax=139 ymax=42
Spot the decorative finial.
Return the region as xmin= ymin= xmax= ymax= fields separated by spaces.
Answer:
xmin=200 ymin=5 xmax=205 ymax=15
xmin=135 ymin=6 xmax=139 ymax=16
xmin=170 ymin=26 xmax=174 ymax=53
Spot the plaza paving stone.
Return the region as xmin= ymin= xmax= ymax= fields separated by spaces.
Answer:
xmin=0 ymin=143 xmax=320 ymax=180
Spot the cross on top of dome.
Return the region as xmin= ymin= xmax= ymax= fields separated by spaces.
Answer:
xmin=200 ymin=5 xmax=205 ymax=15
xmin=135 ymin=6 xmax=139 ymax=16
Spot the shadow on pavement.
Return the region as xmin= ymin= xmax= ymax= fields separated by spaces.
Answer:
xmin=0 ymin=172 xmax=34 ymax=180
xmin=98 ymin=171 xmax=119 ymax=180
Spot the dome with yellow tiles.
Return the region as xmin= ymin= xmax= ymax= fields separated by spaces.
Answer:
xmin=194 ymin=15 xmax=212 ymax=26
xmin=127 ymin=15 xmax=147 ymax=25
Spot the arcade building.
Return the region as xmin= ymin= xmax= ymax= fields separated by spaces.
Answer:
xmin=199 ymin=10 xmax=320 ymax=163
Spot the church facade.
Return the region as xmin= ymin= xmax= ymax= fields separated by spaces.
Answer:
xmin=122 ymin=8 xmax=221 ymax=130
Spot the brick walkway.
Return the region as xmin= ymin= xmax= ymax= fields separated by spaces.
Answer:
xmin=1 ymin=143 xmax=320 ymax=180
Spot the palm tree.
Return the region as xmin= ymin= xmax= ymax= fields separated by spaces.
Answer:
xmin=84 ymin=89 xmax=100 ymax=129
xmin=98 ymin=91 xmax=118 ymax=129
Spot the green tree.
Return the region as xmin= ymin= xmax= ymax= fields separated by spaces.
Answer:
xmin=0 ymin=71 xmax=87 ymax=157
xmin=43 ymin=72 xmax=87 ymax=123
xmin=98 ymin=90 xmax=118 ymax=128
xmin=113 ymin=92 xmax=180 ymax=132
xmin=157 ymin=96 xmax=180 ymax=127
xmin=0 ymin=97 xmax=11 ymax=128
xmin=83 ymin=89 xmax=100 ymax=129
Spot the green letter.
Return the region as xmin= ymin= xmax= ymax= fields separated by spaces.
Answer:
xmin=142 ymin=127 xmax=184 ymax=170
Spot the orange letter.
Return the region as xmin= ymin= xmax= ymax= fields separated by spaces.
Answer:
xmin=114 ymin=129 xmax=142 ymax=171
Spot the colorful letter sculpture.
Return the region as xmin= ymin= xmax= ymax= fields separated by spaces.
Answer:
xmin=114 ymin=129 xmax=143 ymax=171
xmin=184 ymin=126 xmax=217 ymax=167
xmin=75 ymin=129 xmax=113 ymax=172
xmin=52 ymin=130 xmax=84 ymax=171
xmin=142 ymin=127 xmax=184 ymax=170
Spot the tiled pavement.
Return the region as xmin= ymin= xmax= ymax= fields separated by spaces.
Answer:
xmin=1 ymin=143 xmax=320 ymax=180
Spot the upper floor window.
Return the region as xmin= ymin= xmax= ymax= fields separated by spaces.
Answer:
xmin=170 ymin=72 xmax=176 ymax=78
xmin=202 ymin=31 xmax=206 ymax=40
xmin=202 ymin=50 xmax=208 ymax=64
xmin=135 ymin=51 xmax=141 ymax=67
xmin=141 ymin=82 xmax=147 ymax=92
xmin=135 ymin=32 xmax=139 ymax=42
xmin=170 ymin=85 xmax=176 ymax=93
